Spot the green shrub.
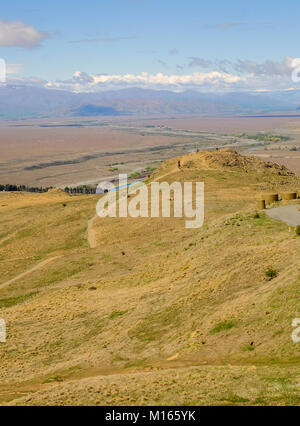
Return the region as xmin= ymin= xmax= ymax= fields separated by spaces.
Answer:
xmin=242 ymin=344 xmax=256 ymax=352
xmin=129 ymin=172 xmax=142 ymax=179
xmin=109 ymin=310 xmax=128 ymax=320
xmin=265 ymin=268 xmax=278 ymax=279
xmin=210 ymin=320 xmax=237 ymax=334
xmin=0 ymin=292 xmax=36 ymax=309
xmin=295 ymin=226 xmax=300 ymax=236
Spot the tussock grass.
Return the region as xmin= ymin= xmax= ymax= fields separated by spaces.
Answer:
xmin=210 ymin=320 xmax=238 ymax=335
xmin=0 ymin=149 xmax=300 ymax=406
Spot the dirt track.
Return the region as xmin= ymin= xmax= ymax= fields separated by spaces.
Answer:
xmin=87 ymin=215 xmax=98 ymax=249
xmin=0 ymin=257 xmax=59 ymax=290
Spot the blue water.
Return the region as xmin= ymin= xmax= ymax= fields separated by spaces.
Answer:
xmin=97 ymin=180 xmax=144 ymax=194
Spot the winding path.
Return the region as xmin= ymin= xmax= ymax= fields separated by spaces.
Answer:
xmin=0 ymin=257 xmax=59 ymax=290
xmin=87 ymin=215 xmax=98 ymax=249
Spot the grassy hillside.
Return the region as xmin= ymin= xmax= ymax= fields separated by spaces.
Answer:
xmin=0 ymin=149 xmax=300 ymax=406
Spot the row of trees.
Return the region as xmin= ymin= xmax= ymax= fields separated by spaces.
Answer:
xmin=64 ymin=186 xmax=97 ymax=194
xmin=0 ymin=184 xmax=96 ymax=194
xmin=0 ymin=184 xmax=52 ymax=193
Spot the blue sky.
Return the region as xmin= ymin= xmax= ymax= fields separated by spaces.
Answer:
xmin=1 ymin=0 xmax=300 ymax=92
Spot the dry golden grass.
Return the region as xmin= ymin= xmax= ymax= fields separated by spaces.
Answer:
xmin=0 ymin=149 xmax=300 ymax=405
xmin=7 ymin=365 xmax=300 ymax=406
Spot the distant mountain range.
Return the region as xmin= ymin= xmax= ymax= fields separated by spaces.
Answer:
xmin=0 ymin=85 xmax=300 ymax=119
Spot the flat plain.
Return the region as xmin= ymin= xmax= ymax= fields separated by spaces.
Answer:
xmin=1 ymin=114 xmax=300 ymax=188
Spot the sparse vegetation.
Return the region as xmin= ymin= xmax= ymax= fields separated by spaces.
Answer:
xmin=240 ymin=133 xmax=291 ymax=143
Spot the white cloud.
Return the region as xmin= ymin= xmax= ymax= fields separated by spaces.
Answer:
xmin=235 ymin=56 xmax=295 ymax=76
xmin=188 ymin=57 xmax=213 ymax=68
xmin=6 ymin=57 xmax=300 ymax=93
xmin=0 ymin=20 xmax=49 ymax=48
xmin=45 ymin=71 xmax=242 ymax=92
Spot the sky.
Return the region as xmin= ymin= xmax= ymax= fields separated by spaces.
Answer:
xmin=1 ymin=0 xmax=300 ymax=92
